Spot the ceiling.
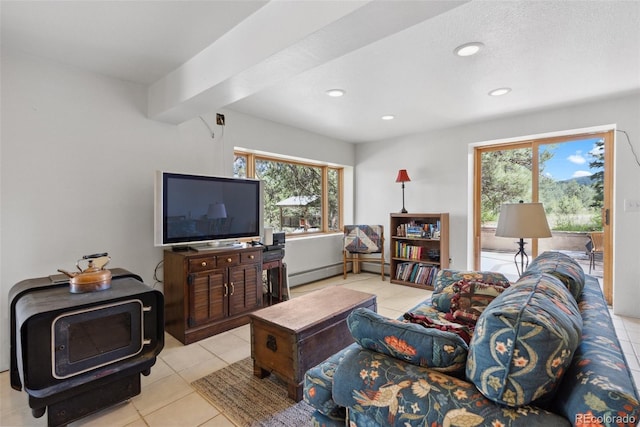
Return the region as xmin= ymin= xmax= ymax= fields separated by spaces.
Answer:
xmin=2 ymin=0 xmax=639 ymax=143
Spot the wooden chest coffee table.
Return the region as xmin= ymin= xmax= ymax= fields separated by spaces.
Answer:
xmin=250 ymin=286 xmax=377 ymax=401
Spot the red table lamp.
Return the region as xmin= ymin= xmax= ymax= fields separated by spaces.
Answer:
xmin=395 ymin=169 xmax=411 ymax=213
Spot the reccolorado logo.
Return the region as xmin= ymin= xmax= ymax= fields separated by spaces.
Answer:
xmin=575 ymin=413 xmax=637 ymax=426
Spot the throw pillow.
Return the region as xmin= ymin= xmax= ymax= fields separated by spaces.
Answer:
xmin=431 ymin=270 xmax=510 ymax=313
xmin=466 ymin=273 xmax=582 ymax=408
xmin=522 ymin=251 xmax=585 ymax=300
xmin=347 ymin=308 xmax=468 ymax=373
xmin=403 ymin=312 xmax=473 ymax=344
xmin=447 ymin=280 xmax=510 ymax=326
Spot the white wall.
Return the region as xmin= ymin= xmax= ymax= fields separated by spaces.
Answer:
xmin=355 ymin=91 xmax=640 ymax=317
xmin=211 ymin=109 xmax=357 ymax=282
xmin=0 ymin=49 xmax=355 ymax=371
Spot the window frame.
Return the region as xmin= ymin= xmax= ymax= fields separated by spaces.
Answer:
xmin=234 ymin=150 xmax=343 ymax=237
xmin=472 ymin=130 xmax=614 ymax=303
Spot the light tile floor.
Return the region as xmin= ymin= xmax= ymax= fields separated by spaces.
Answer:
xmin=2 ymin=273 xmax=639 ymax=427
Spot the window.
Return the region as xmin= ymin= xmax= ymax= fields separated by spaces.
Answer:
xmin=234 ymin=151 xmax=342 ymax=235
xmin=473 ymin=130 xmax=613 ymax=303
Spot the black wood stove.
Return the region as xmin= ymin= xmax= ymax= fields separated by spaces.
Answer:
xmin=9 ymin=268 xmax=164 ymax=427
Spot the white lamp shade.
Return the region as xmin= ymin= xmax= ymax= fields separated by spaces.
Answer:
xmin=207 ymin=202 xmax=227 ymax=219
xmin=495 ymin=202 xmax=552 ymax=238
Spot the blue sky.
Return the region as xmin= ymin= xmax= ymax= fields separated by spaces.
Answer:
xmin=541 ymin=138 xmax=603 ymax=181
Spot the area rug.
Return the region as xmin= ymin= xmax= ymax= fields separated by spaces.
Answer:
xmin=191 ymin=357 xmax=315 ymax=426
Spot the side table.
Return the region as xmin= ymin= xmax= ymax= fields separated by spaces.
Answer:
xmin=262 ymin=247 xmax=285 ymax=304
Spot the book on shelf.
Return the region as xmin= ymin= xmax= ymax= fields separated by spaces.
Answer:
xmin=396 ymin=221 xmax=444 ymax=239
xmin=394 ymin=262 xmax=439 ymax=286
xmin=396 ymin=222 xmax=426 ymax=238
xmin=394 ymin=241 xmax=423 ymax=259
xmin=405 ymin=225 xmax=423 ymax=238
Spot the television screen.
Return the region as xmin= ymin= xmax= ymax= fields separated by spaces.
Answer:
xmin=154 ymin=171 xmax=263 ymax=247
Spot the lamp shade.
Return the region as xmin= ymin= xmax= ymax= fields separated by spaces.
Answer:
xmin=207 ymin=202 xmax=227 ymax=219
xmin=495 ymin=202 xmax=552 ymax=238
xmin=395 ymin=169 xmax=411 ymax=183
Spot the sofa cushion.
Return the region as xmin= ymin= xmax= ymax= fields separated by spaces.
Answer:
xmin=304 ymin=344 xmax=355 ymax=421
xmin=466 ymin=273 xmax=582 ymax=407
xmin=431 ymin=270 xmax=510 ymax=313
xmin=347 ymin=308 xmax=468 ymax=373
xmin=522 ymin=251 xmax=585 ymax=300
xmin=333 ymin=348 xmax=572 ymax=427
xmin=552 ymin=275 xmax=640 ymax=424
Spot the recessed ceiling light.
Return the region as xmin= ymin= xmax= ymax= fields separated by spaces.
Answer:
xmin=454 ymin=42 xmax=484 ymax=57
xmin=489 ymin=87 xmax=512 ymax=97
xmin=381 ymin=115 xmax=395 ymax=120
xmin=326 ymin=89 xmax=345 ymax=97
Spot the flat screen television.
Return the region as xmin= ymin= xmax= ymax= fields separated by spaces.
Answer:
xmin=154 ymin=171 xmax=263 ymax=248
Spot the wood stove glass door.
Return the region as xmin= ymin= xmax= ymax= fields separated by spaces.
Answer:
xmin=52 ymin=299 xmax=144 ymax=379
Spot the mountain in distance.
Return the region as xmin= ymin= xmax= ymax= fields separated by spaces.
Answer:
xmin=558 ymin=175 xmax=594 ymax=186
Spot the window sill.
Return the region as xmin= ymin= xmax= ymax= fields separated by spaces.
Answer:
xmin=284 ymin=231 xmax=342 ymax=241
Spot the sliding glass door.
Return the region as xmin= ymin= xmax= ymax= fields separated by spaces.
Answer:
xmin=474 ymin=131 xmax=613 ymax=303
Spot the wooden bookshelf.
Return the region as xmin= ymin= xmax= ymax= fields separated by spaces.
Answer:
xmin=390 ymin=213 xmax=449 ymax=289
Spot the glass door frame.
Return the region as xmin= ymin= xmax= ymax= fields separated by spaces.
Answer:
xmin=473 ymin=130 xmax=614 ymax=303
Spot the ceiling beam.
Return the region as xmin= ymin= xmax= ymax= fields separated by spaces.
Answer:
xmin=147 ymin=0 xmax=468 ymax=124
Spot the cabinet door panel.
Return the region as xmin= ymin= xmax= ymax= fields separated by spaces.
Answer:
xmin=189 ymin=269 xmax=226 ymax=327
xmin=228 ymin=264 xmax=261 ymax=316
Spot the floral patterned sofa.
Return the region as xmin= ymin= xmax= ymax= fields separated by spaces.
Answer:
xmin=303 ymin=252 xmax=640 ymax=426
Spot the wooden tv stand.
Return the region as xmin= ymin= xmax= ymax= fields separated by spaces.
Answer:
xmin=163 ymin=246 xmax=263 ymax=344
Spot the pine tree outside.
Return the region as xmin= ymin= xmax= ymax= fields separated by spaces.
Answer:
xmin=480 ymin=138 xmax=604 ymax=232
xmin=479 ymin=137 xmax=606 ymax=281
xmin=234 ymin=152 xmax=341 ymax=234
